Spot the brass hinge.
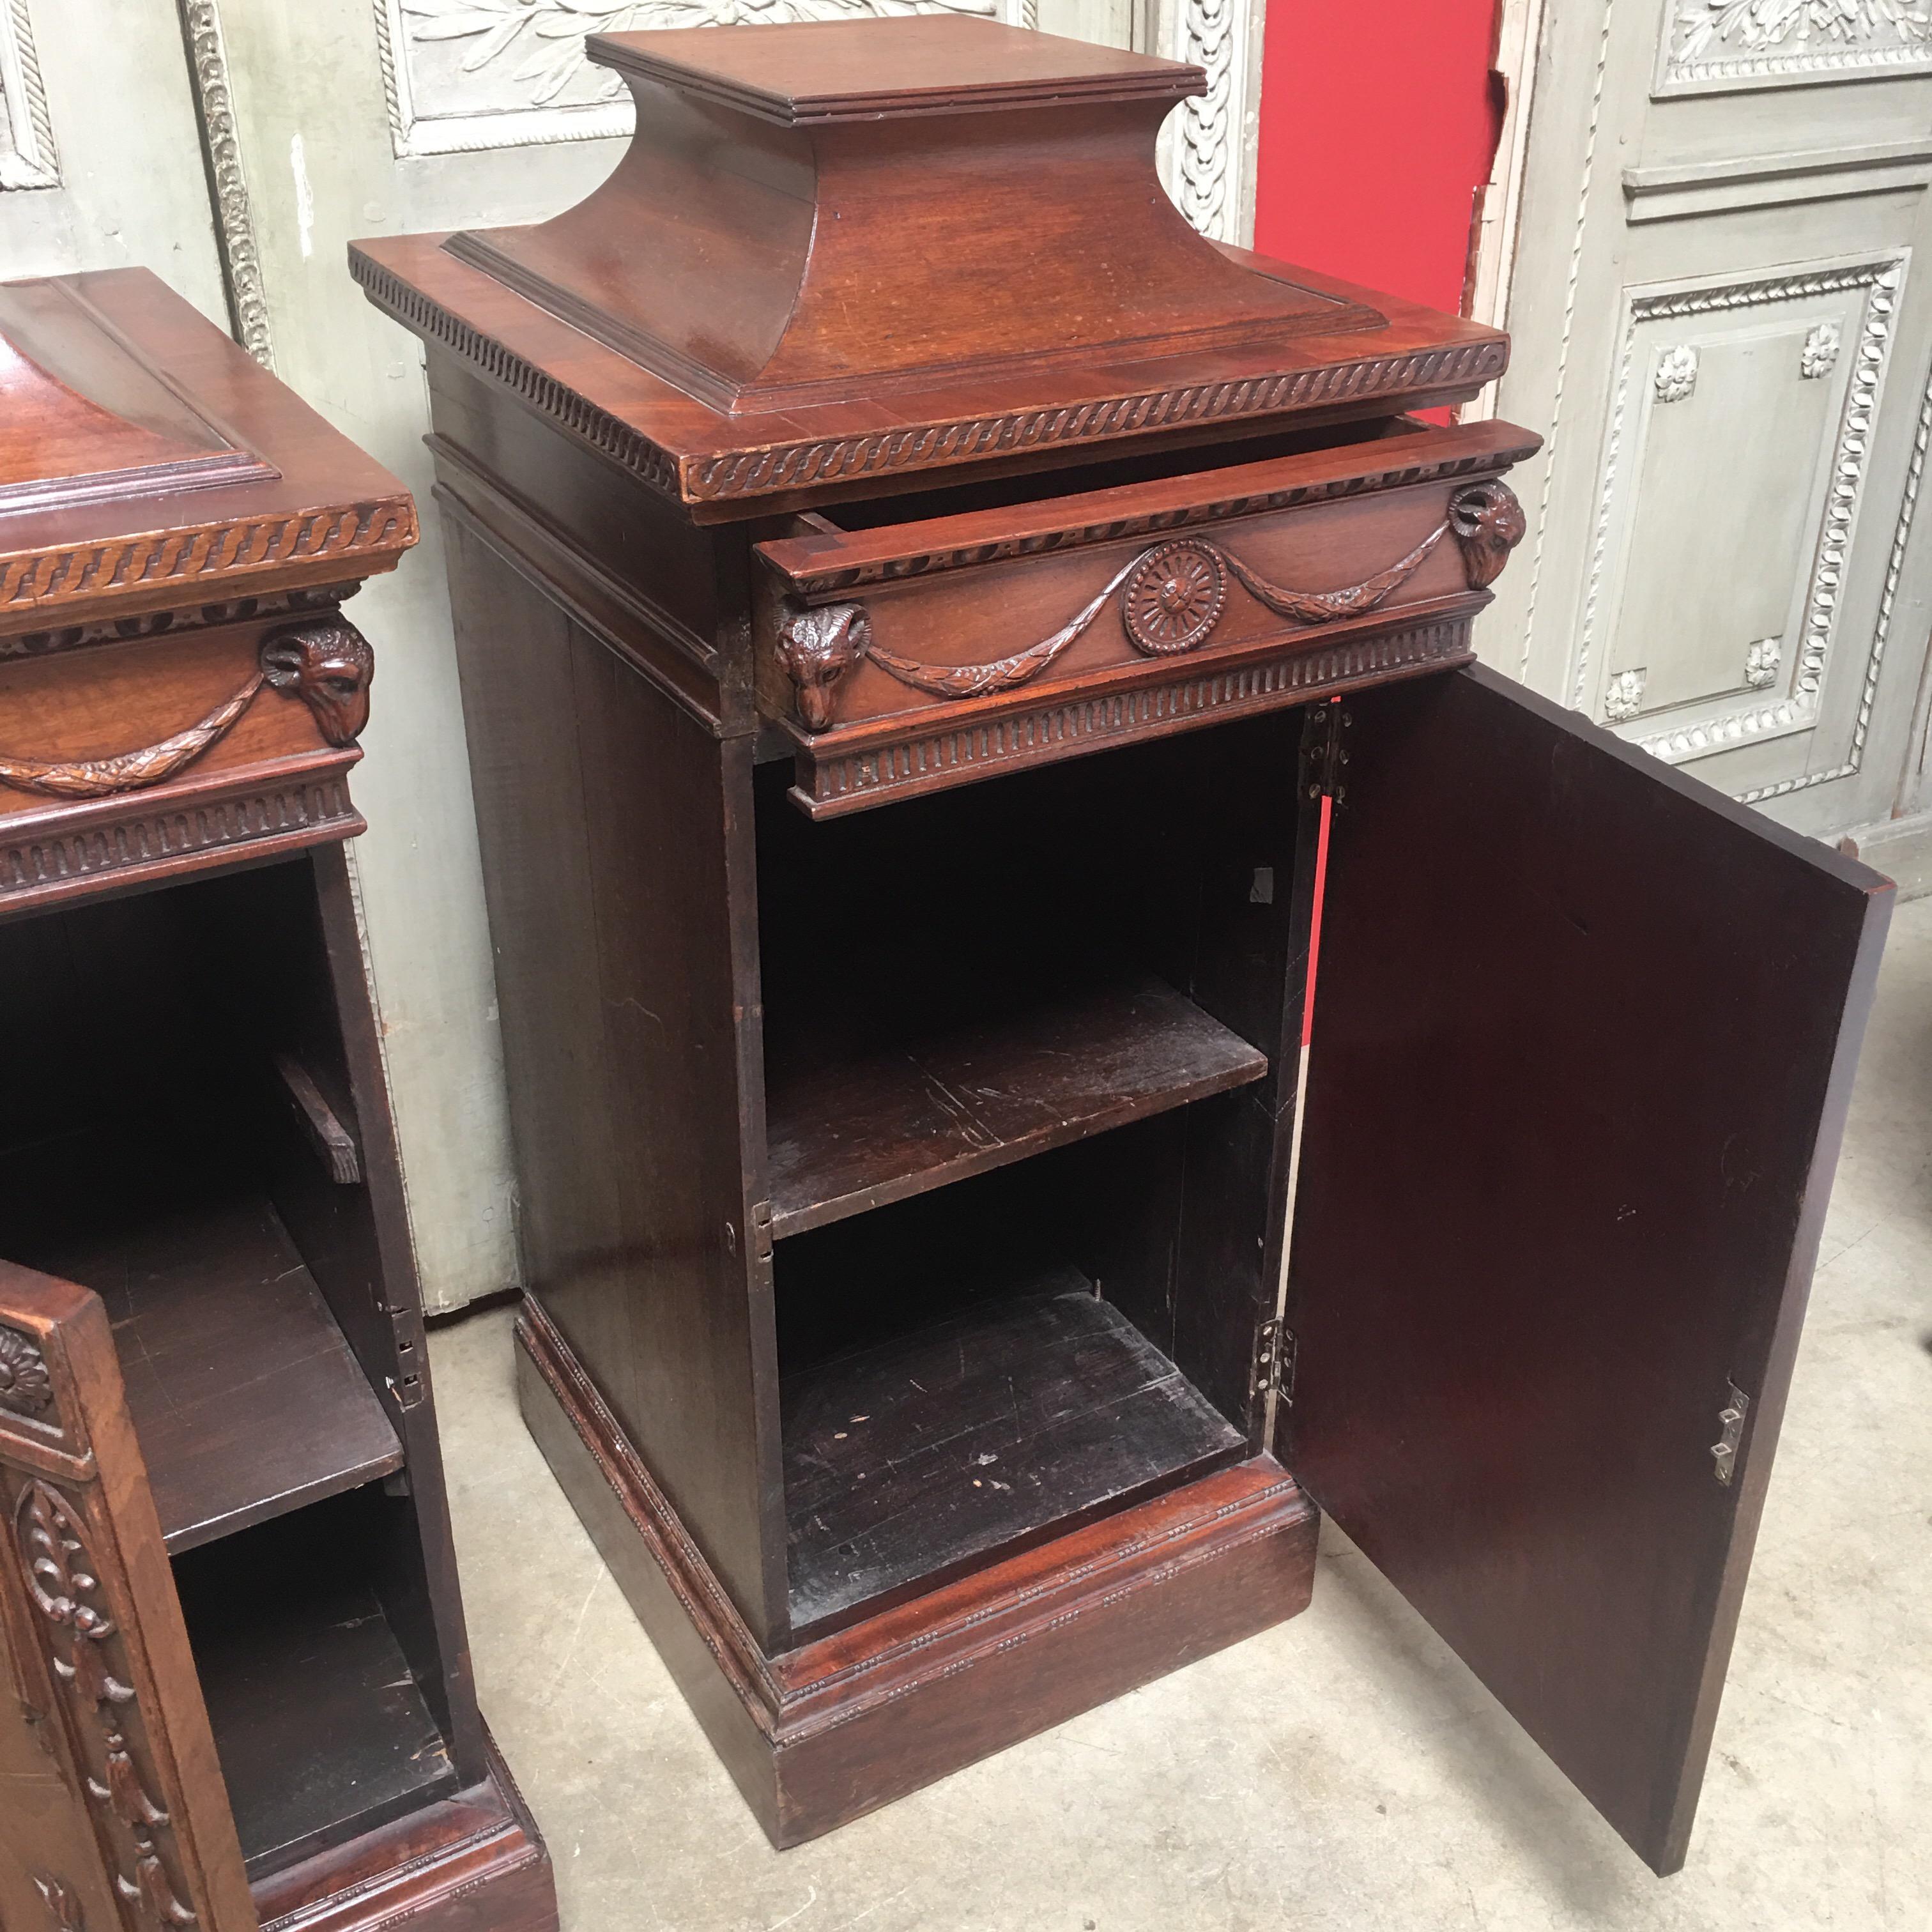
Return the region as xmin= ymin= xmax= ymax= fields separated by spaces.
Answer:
xmin=1711 ymin=1380 xmax=1749 ymax=1486
xmin=1251 ymin=1316 xmax=1297 ymax=1406
xmin=1300 ymin=703 xmax=1353 ymax=802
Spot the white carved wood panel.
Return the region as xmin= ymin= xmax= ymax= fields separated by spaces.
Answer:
xmin=1657 ymin=0 xmax=1932 ymax=96
xmin=1489 ymin=0 xmax=1932 ymax=840
xmin=378 ymin=0 xmax=1021 ymax=159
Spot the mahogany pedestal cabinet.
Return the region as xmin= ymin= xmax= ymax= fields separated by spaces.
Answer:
xmin=356 ymin=18 xmax=1892 ymax=1875
xmin=0 ymin=272 xmax=558 ymax=1932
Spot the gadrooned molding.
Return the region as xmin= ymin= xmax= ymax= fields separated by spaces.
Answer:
xmin=0 ymin=0 xmax=58 ymax=191
xmin=1657 ymin=0 xmax=1932 ymax=96
xmin=181 ymin=0 xmax=274 ymax=369
xmin=1569 ymin=259 xmax=1905 ymax=780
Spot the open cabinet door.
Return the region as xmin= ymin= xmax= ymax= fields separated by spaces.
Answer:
xmin=0 ymin=1265 xmax=258 ymax=1932
xmin=1282 ymin=665 xmax=1891 ymax=1875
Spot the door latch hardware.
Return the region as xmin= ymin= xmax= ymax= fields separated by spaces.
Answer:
xmin=1300 ymin=704 xmax=1353 ymax=802
xmin=1711 ymin=1380 xmax=1749 ymax=1486
xmin=751 ymin=1200 xmax=774 ymax=1265
xmin=1251 ymin=1316 xmax=1297 ymax=1405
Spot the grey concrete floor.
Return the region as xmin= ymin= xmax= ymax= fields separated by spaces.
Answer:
xmin=429 ymin=894 xmax=1932 ymax=1931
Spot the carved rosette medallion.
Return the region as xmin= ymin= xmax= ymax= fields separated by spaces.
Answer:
xmin=1604 ymin=668 xmax=1648 ymax=723
xmin=1745 ymin=638 xmax=1782 ymax=690
xmin=1801 ymin=321 xmax=1842 ymax=381
xmin=0 ymin=1321 xmax=52 ymax=1415
xmin=776 ymin=602 xmax=870 ymax=731
xmin=1123 ymin=542 xmax=1229 ymax=655
xmin=1447 ymin=481 xmax=1526 ymax=590
xmin=1655 ymin=346 xmax=1699 ymax=404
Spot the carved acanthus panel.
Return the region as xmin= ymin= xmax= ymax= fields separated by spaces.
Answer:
xmin=1658 ymin=0 xmax=1932 ymax=94
xmin=0 ymin=1 xmax=59 ymax=191
xmin=378 ymin=0 xmax=1020 ymax=158
xmin=1574 ymin=257 xmax=1908 ymax=792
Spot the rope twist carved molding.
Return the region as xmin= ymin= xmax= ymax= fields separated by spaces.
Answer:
xmin=180 ymin=0 xmax=273 ymax=368
xmin=0 ymin=0 xmax=60 ymax=190
xmin=778 ymin=482 xmax=1521 ymax=727
xmin=0 ymin=620 xmax=374 ymax=802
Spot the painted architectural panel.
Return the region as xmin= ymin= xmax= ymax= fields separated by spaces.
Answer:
xmin=1658 ymin=0 xmax=1932 ymax=95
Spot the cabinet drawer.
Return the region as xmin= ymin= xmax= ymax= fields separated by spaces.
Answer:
xmin=755 ymin=417 xmax=1540 ymax=816
xmin=0 ymin=601 xmax=374 ymax=912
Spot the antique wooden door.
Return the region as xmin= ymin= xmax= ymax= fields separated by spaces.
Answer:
xmin=1280 ymin=665 xmax=1890 ymax=1874
xmin=1488 ymin=2 xmax=1932 ymax=842
xmin=1 ymin=1268 xmax=257 ymax=1932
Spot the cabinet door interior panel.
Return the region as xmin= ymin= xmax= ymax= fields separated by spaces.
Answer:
xmin=1285 ymin=663 xmax=1890 ymax=1875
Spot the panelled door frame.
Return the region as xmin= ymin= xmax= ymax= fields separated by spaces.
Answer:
xmin=1482 ymin=0 xmax=1932 ymax=843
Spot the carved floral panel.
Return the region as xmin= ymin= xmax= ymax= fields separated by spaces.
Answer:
xmin=1657 ymin=0 xmax=1932 ymax=94
xmin=378 ymin=0 xmax=1019 ymax=158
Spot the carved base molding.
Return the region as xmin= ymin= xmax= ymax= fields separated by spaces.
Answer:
xmin=252 ymin=1736 xmax=554 ymax=1932
xmin=788 ymin=611 xmax=1475 ymax=817
xmin=0 ymin=758 xmax=364 ymax=912
xmin=516 ymin=1294 xmax=1315 ymax=1848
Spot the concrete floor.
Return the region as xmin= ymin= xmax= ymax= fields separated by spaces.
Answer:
xmin=429 ymin=894 xmax=1932 ymax=1931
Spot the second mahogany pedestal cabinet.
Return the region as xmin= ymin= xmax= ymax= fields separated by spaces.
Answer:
xmin=356 ymin=18 xmax=1890 ymax=1874
xmin=0 ymin=270 xmax=556 ymax=1932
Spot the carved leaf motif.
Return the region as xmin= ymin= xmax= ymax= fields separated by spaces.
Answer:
xmin=0 ymin=1321 xmax=53 ymax=1414
xmin=1802 ymin=319 xmax=1843 ymax=379
xmin=0 ymin=677 xmax=264 ymax=801
xmin=1654 ymin=346 xmax=1699 ymax=404
xmin=34 ymin=1874 xmax=86 ymax=1932
xmin=1676 ymin=0 xmax=1931 ymax=59
xmin=1603 ymin=669 xmax=1648 ymax=723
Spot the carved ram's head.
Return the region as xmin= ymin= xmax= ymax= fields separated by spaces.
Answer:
xmin=775 ymin=601 xmax=869 ymax=732
xmin=261 ymin=619 xmax=376 ymax=747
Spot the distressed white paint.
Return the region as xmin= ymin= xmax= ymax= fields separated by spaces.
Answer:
xmin=290 ymin=130 xmax=314 ymax=259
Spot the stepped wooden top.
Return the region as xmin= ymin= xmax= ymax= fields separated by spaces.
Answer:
xmin=353 ymin=19 xmax=1507 ymax=521
xmin=0 ymin=270 xmax=416 ymax=637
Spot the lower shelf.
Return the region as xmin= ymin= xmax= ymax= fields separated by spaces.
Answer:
xmin=783 ymin=1278 xmax=1246 ymax=1632
xmin=172 ymin=1499 xmax=457 ymax=1878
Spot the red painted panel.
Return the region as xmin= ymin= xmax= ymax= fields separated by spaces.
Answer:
xmin=1254 ymin=0 xmax=1503 ymax=318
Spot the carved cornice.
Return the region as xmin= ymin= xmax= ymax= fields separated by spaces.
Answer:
xmin=180 ymin=0 xmax=274 ymax=368
xmin=794 ymin=615 xmax=1474 ymax=816
xmin=357 ymin=247 xmax=1507 ymax=509
xmin=0 ymin=502 xmax=414 ymax=625
xmin=772 ymin=443 xmax=1526 ymax=593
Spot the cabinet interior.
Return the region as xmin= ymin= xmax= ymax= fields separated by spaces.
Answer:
xmin=0 ymin=860 xmax=456 ymax=1876
xmin=755 ymin=709 xmax=1311 ymax=1637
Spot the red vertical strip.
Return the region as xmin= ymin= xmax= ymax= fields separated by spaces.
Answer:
xmin=1301 ymin=792 xmax=1332 ymax=1050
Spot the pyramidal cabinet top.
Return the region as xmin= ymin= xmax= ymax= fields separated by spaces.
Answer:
xmin=353 ymin=17 xmax=1508 ymax=519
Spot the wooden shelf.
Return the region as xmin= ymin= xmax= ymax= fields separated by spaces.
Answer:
xmin=783 ymin=1276 xmax=1246 ymax=1633
xmin=765 ymin=972 xmax=1267 ymax=1239
xmin=173 ymin=1499 xmax=457 ymax=1878
xmin=9 ymin=1154 xmax=402 ymax=1553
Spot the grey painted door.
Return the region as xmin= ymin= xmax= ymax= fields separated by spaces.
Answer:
xmin=0 ymin=3 xmax=224 ymax=315
xmin=1488 ymin=2 xmax=1932 ymax=842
